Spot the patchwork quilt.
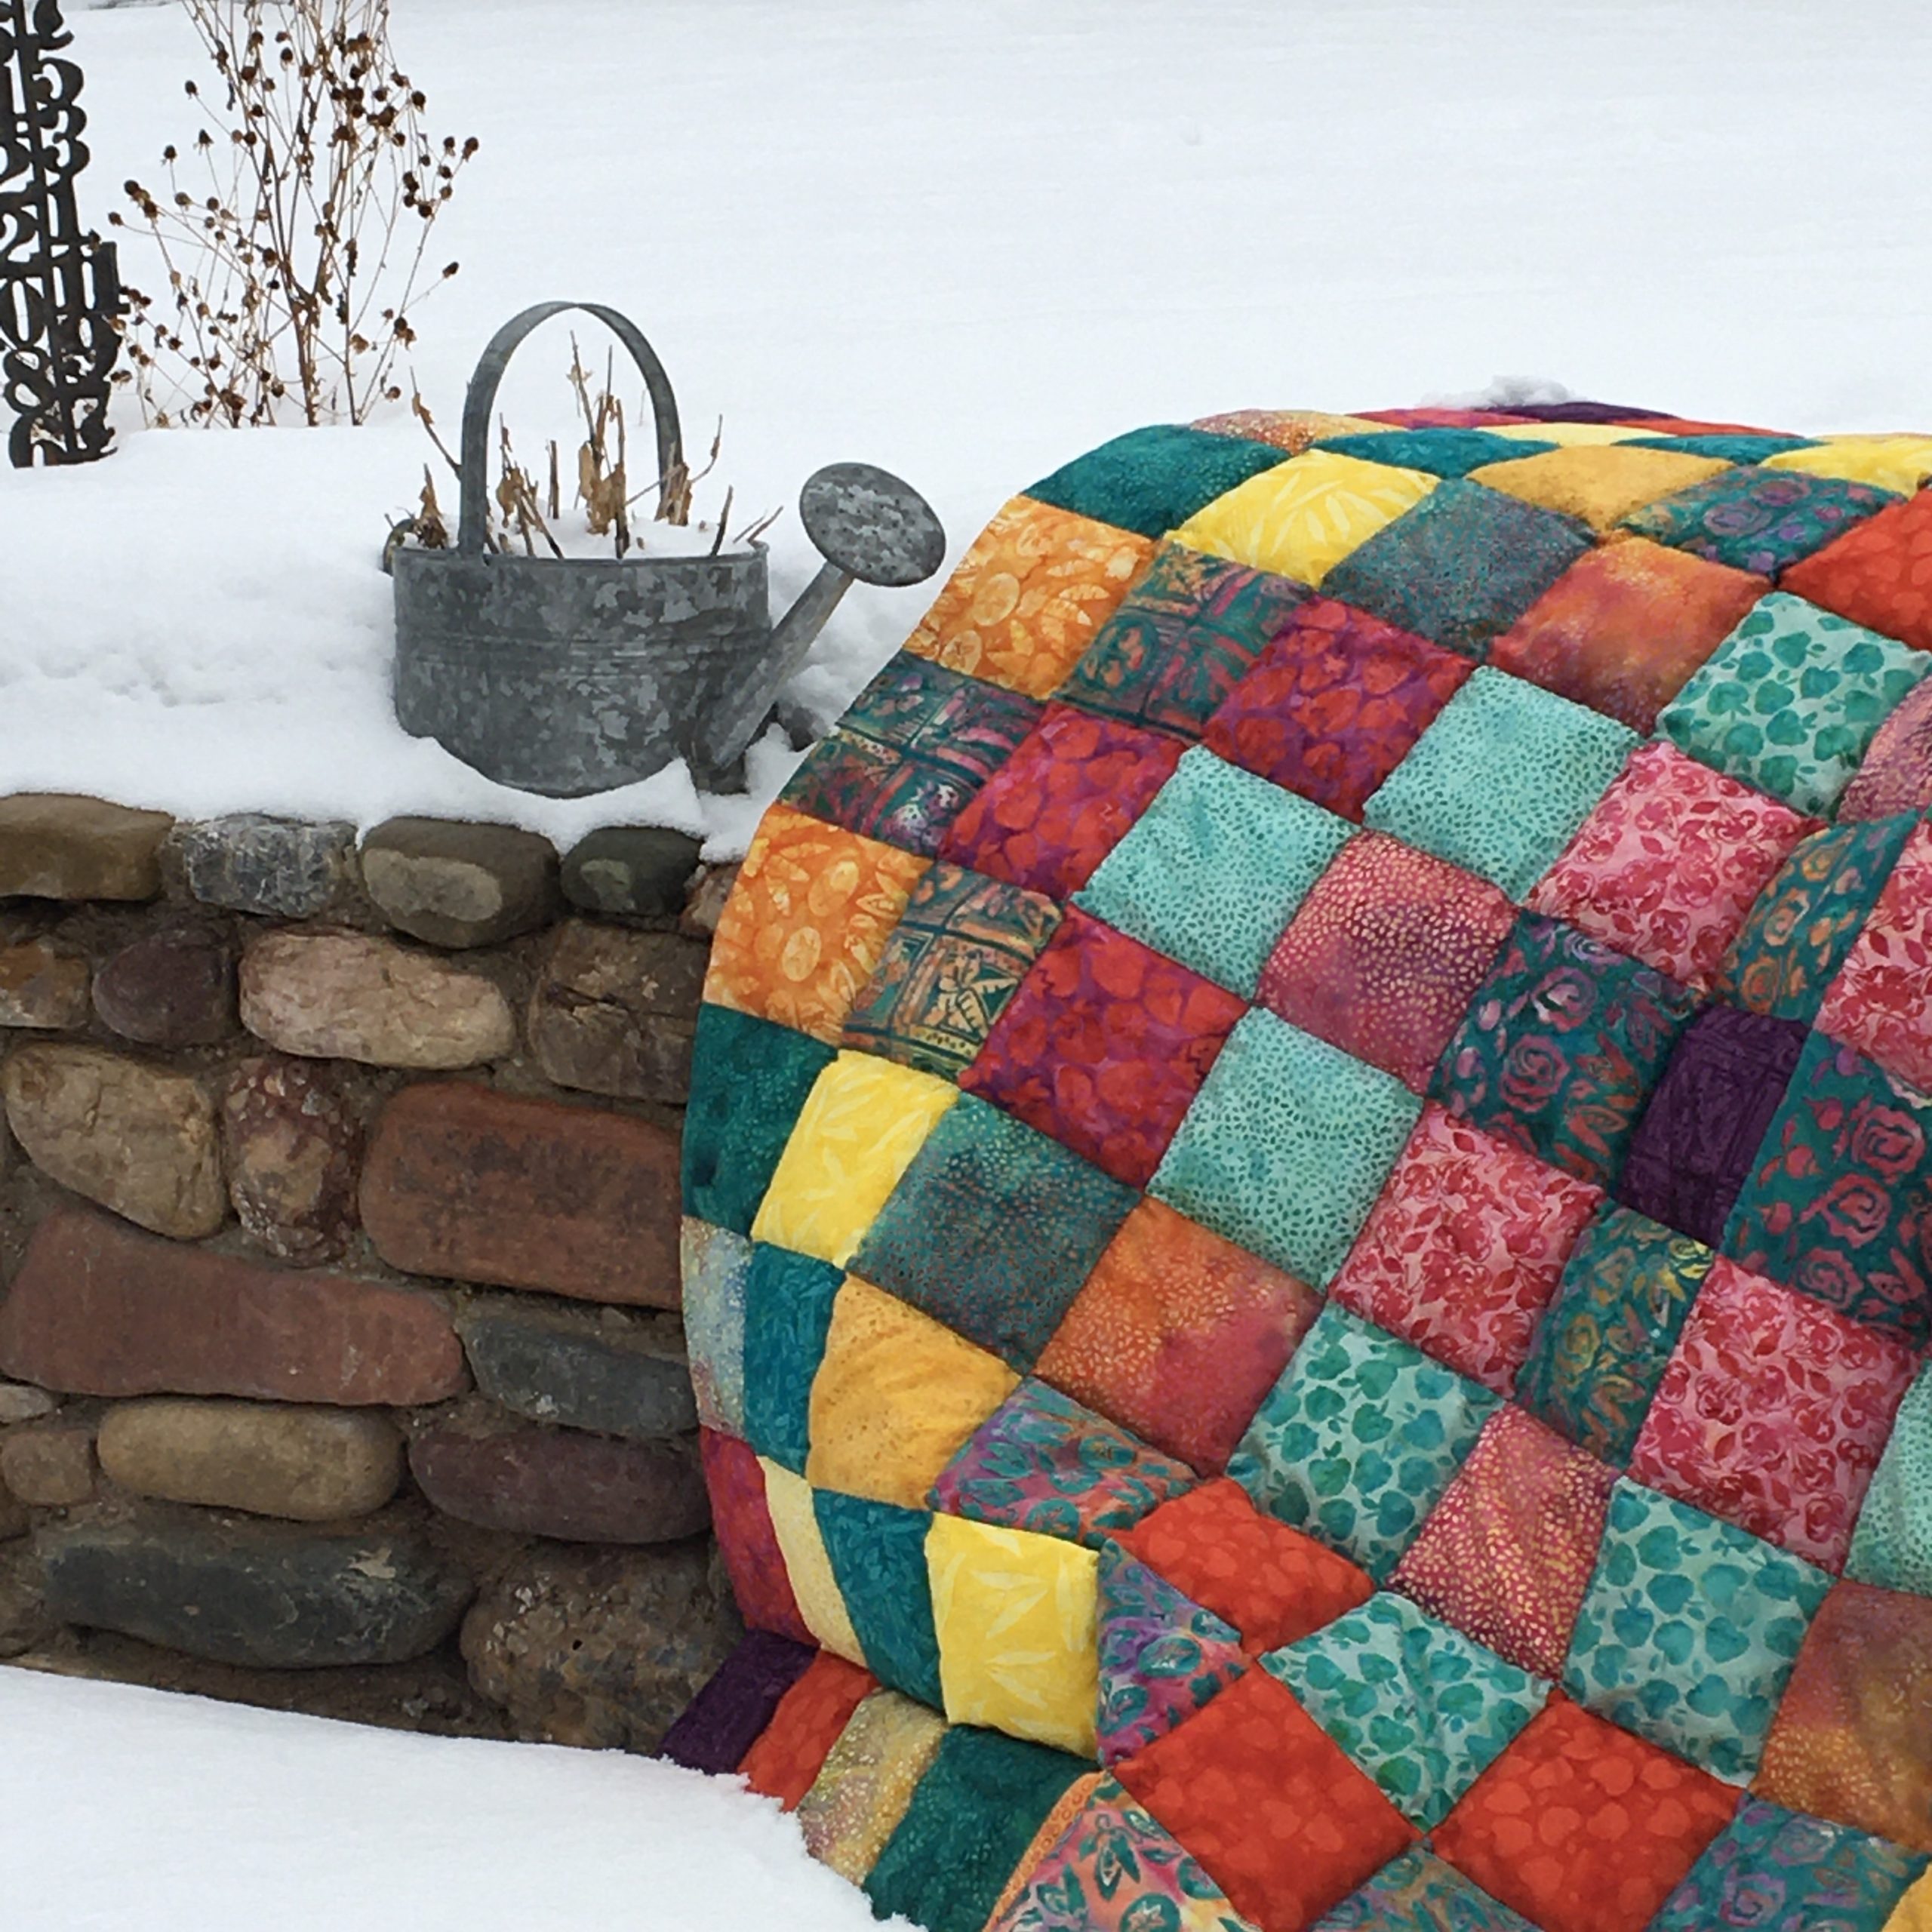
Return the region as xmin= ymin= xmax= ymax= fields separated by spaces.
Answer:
xmin=668 ymin=401 xmax=1932 ymax=1932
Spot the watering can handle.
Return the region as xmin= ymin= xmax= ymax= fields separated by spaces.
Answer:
xmin=455 ymin=302 xmax=684 ymax=555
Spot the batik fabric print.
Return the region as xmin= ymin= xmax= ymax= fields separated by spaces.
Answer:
xmin=1262 ymin=1592 xmax=1548 ymax=1832
xmin=1757 ymin=1580 xmax=1932 ymax=1855
xmin=1430 ymin=1695 xmax=1740 ymax=1932
xmin=1056 ymin=540 xmax=1309 ymax=740
xmin=778 ymin=652 xmax=1043 ymax=857
xmin=1362 ymin=667 xmax=1641 ymax=903
xmin=1227 ymin=1303 xmax=1502 ymax=1584
xmin=1839 ymin=678 xmax=1932 ymax=823
xmin=1818 ymin=823 xmax=1932 ymax=1094
xmin=1390 ymin=1404 xmax=1617 ymax=1681
xmin=1527 ymin=739 xmax=1817 ymax=995
xmin=903 ymin=496 xmax=1154 ymax=697
xmin=1173 ymin=448 xmax=1440 ymax=588
xmin=1151 ymin=1010 xmax=1422 ymax=1290
xmin=1112 ymin=1669 xmax=1417 ymax=1932
xmin=1764 ymin=433 xmax=1932 ymax=495
xmin=1195 ymin=407 xmax=1395 ymax=453
xmin=814 ymin=1489 xmax=943 ymax=1707
xmin=1315 ymin=427 xmax=1557 ymax=478
xmin=840 ymin=860 xmax=1063 ymax=1080
xmin=1717 ymin=813 xmax=1917 ymax=1023
xmin=1319 ymin=479 xmax=1595 ymax=660
xmin=989 ymin=1775 xmax=1263 ymax=1932
xmin=1075 ymin=744 xmax=1355 ymax=997
xmin=703 ymin=804 xmax=931 ymax=1045
xmin=1026 ymin=423 xmax=1290 ymax=540
xmin=1259 ymin=834 xmax=1516 ymax=1094
xmin=1202 ymin=596 xmax=1472 ymax=820
xmin=1626 ymin=432 xmax=1818 ymax=461
xmin=960 ymin=906 xmax=1247 ymax=1189
xmin=1647 ymin=1795 xmax=1928 ymax=1932
xmin=795 ymin=1689 xmax=948 ymax=1884
xmin=759 ymin=1459 xmax=866 ymax=1663
xmin=982 ymin=1773 xmax=1109 ymax=1932
xmin=1514 ymin=1204 xmax=1715 ymax=1468
xmin=1467 ymin=444 xmax=1731 ymax=534
xmin=681 ymin=1218 xmax=751 ymax=1435
xmin=1721 ymin=1029 xmax=1932 ymax=1347
xmin=1432 ymin=910 xmax=1698 ymax=1189
xmin=740 ymin=1243 xmax=844 ymax=1473
xmin=1626 ymin=1257 xmax=1918 ymax=1572
xmin=1035 ymin=1198 xmax=1324 ymax=1478
xmin=931 ymin=1379 xmax=1199 ymax=1549
xmin=700 ymin=1426 xmax=810 ymax=1642
xmin=1657 ymin=592 xmax=1932 ymax=817
xmin=1564 ymin=1478 xmax=1832 ymax=1784
xmin=739 ymin=1651 xmax=878 ymax=1809
xmin=851 ymin=1093 xmax=1136 ymax=1373
xmin=1312 ymin=1845 xmax=1536 ymax=1932
xmin=1615 ymin=1004 xmax=1810 ymax=1250
xmin=1328 ymin=1104 xmax=1604 ymax=1398
xmin=1846 ymin=1363 xmax=1932 ymax=1597
xmin=938 ymin=703 xmax=1185 ymax=900
xmin=1488 ymin=537 xmax=1766 ymax=735
xmin=1094 ymin=1544 xmax=1247 ymax=1766
xmin=1620 ymin=467 xmax=1899 ymax=576
xmin=1783 ymin=484 xmax=1932 ymax=652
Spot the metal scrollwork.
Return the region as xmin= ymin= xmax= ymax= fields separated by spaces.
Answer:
xmin=1 ymin=0 xmax=119 ymax=466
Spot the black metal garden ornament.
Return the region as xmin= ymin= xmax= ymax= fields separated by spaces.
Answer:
xmin=1 ymin=0 xmax=120 ymax=466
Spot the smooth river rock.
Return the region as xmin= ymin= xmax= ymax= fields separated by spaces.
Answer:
xmin=560 ymin=826 xmax=703 ymax=921
xmin=220 ymin=1055 xmax=362 ymax=1263
xmin=455 ymin=1303 xmax=697 ymax=1440
xmin=0 ymin=794 xmax=172 ymax=901
xmin=359 ymin=817 xmax=560 ymax=949
xmin=0 ymin=939 xmax=91 ymax=1029
xmin=0 ymin=1421 xmax=96 ymax=1506
xmin=526 ymin=920 xmax=708 ymax=1103
xmin=92 ymin=927 xmax=236 ymax=1047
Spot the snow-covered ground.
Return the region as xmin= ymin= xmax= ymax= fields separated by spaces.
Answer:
xmin=0 ymin=1666 xmax=898 ymax=1930
xmin=4 ymin=1 xmax=1929 ymax=853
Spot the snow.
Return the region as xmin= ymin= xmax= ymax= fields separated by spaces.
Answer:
xmin=5 ymin=0 xmax=1930 ymax=854
xmin=0 ymin=1666 xmax=903 ymax=1930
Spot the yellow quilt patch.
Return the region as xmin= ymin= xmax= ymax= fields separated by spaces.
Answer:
xmin=759 ymin=1457 xmax=865 ymax=1663
xmin=1764 ymin=435 xmax=1932 ymax=495
xmin=1470 ymin=445 xmax=1732 ymax=534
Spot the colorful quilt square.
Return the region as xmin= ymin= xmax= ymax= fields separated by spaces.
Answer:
xmin=1468 ymin=445 xmax=1731 ymax=534
xmin=1514 ymin=1204 xmax=1716 ymax=1469
xmin=761 ymin=1457 xmax=865 ymax=1661
xmin=1841 ymin=678 xmax=1932 ymax=824
xmin=1625 ymin=432 xmax=1820 ymax=461
xmin=1115 ymin=1476 xmax=1376 ymax=1657
xmin=1781 ymin=485 xmax=1932 ymax=653
xmin=703 ymin=803 xmax=931 ymax=1044
xmin=1527 ymin=740 xmax=1817 ymax=995
xmin=1488 ymin=537 xmax=1766 ymax=736
xmin=840 ymin=860 xmax=1063 ymax=1080
xmin=930 ymin=1378 xmax=1198 ymax=1549
xmin=1431 ymin=1694 xmax=1740 ymax=1932
xmin=1647 ymin=1794 xmax=1927 ymax=1930
xmin=1262 ymin=1592 xmax=1547 ymax=1832
xmin=701 ymin=1426 xmax=810 ymax=1644
xmin=795 ymin=1687 xmax=947 ymax=1884
xmin=1113 ymin=1666 xmax=1417 ymax=1932
xmin=1055 ymin=540 xmax=1309 ymax=740
xmin=1762 ymin=434 xmax=1932 ymax=495
xmin=1390 ymin=1404 xmax=1618 ymax=1681
xmin=938 ymin=703 xmax=1185 ymax=900
xmin=1621 ymin=468 xmax=1900 ymax=577
xmin=1320 ymin=479 xmax=1595 ymax=660
xmin=1258 ymin=833 xmax=1516 ymax=1094
xmin=1363 ymin=667 xmax=1640 ymax=903
xmin=740 ymin=1243 xmax=844 ymax=1474
xmin=739 ymin=1649 xmax=878 ymax=1809
xmin=926 ymin=1512 xmax=1100 ymax=1757
xmin=1227 ymin=1303 xmax=1502 ymax=1584
xmin=1615 ymin=1004 xmax=1810 ymax=1249
xmin=959 ymin=907 xmax=1247 ymax=1190
xmin=1656 ymin=592 xmax=1931 ymax=817
xmin=749 ymin=1049 xmax=958 ymax=1269
xmin=1195 ymin=408 xmax=1395 ymax=453
xmin=1721 ymin=1029 xmax=1932 ymax=1346
xmin=681 ymin=1217 xmax=751 ymax=1435
xmin=1562 ymin=1478 xmax=1832 ymax=1783
xmin=1026 ymin=423 xmax=1290 ymax=540
xmin=682 ymin=1002 xmax=837 ymax=1236
xmin=1817 ymin=822 xmax=1932 ymax=1094
xmin=851 ymin=1093 xmax=1137 ymax=1372
xmin=1311 ymin=1845 xmax=1535 ymax=1931
xmin=1094 ymin=1545 xmax=1247 ymax=1767
xmin=1075 ymin=745 xmax=1355 ymax=996
xmin=778 ymin=651 xmax=1043 ymax=857
xmin=1716 ymin=813 xmax=1918 ymax=1024
xmin=1327 ymin=1104 xmax=1604 ymax=1398
xmin=1626 ymin=1257 xmax=1918 ymax=1573
xmin=1432 ymin=909 xmax=1699 ymax=1189
xmin=814 ymin=1488 xmax=944 ymax=1709
xmin=1202 ymin=597 xmax=1473 ymax=821
xmin=1151 ymin=1010 xmax=1422 ymax=1289
xmin=658 ymin=1627 xmax=815 ymax=1778
xmin=805 ymin=1276 xmax=1019 ymax=1511
xmin=1757 ymin=1581 xmax=1932 ymax=1856
xmin=903 ymin=495 xmax=1155 ymax=698
xmin=1314 ymin=427 xmax=1557 ymax=477
xmin=1172 ymin=448 xmax=1438 ymax=589
xmin=1846 ymin=1363 xmax=1932 ymax=1597
xmin=1033 ymin=1197 xmax=1324 ymax=1478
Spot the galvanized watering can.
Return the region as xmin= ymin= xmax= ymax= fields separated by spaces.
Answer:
xmin=389 ymin=301 xmax=946 ymax=796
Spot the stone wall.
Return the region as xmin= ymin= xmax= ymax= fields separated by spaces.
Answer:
xmin=0 ymin=792 xmax=742 ymax=1749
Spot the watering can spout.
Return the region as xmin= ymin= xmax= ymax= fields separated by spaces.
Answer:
xmin=691 ymin=462 xmax=946 ymax=786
